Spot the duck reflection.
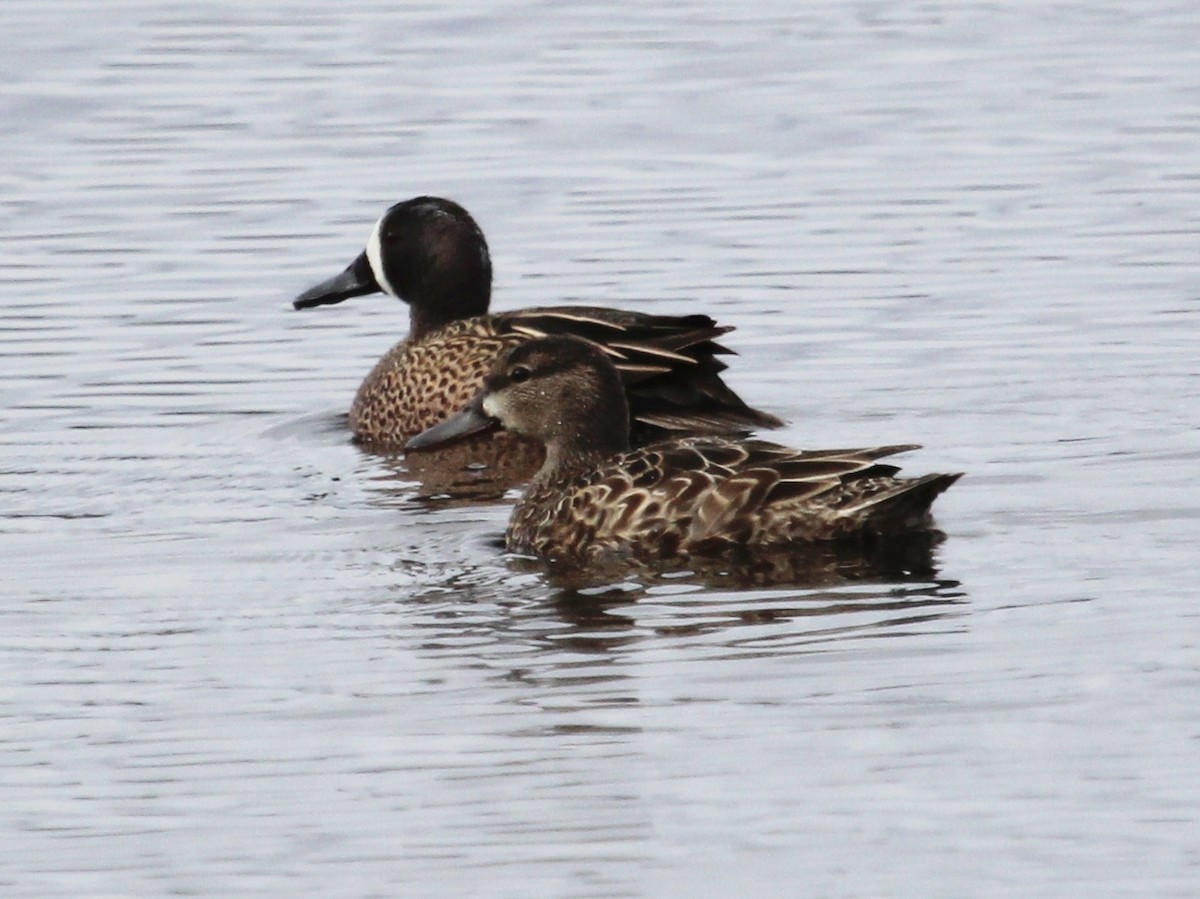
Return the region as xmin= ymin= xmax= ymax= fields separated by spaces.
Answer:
xmin=510 ymin=539 xmax=966 ymax=652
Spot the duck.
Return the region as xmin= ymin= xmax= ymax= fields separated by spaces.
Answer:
xmin=406 ymin=335 xmax=962 ymax=565
xmin=293 ymin=197 xmax=782 ymax=455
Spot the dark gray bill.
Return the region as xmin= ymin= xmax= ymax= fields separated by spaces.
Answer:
xmin=293 ymin=251 xmax=380 ymax=309
xmin=405 ymin=395 xmax=499 ymax=452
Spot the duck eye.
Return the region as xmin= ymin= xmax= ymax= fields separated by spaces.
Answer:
xmin=509 ymin=365 xmax=532 ymax=384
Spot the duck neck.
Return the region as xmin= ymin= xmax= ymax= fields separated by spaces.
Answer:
xmin=543 ymin=443 xmax=603 ymax=483
xmin=403 ymin=254 xmax=492 ymax=340
xmin=534 ymin=424 xmax=629 ymax=492
xmin=408 ymin=283 xmax=486 ymax=338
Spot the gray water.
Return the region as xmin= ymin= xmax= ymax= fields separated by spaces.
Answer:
xmin=2 ymin=2 xmax=1198 ymax=896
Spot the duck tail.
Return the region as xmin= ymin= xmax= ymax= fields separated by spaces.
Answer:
xmin=845 ymin=472 xmax=963 ymax=535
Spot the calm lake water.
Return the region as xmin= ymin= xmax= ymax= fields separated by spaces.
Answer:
xmin=2 ymin=2 xmax=1198 ymax=896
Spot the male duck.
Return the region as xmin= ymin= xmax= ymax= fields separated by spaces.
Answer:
xmin=406 ymin=335 xmax=962 ymax=564
xmin=294 ymin=197 xmax=782 ymax=451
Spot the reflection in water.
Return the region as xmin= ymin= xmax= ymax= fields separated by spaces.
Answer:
xmin=538 ymin=553 xmax=965 ymax=643
xmin=390 ymin=439 xmax=533 ymax=501
xmin=384 ymin=531 xmax=968 ymax=658
xmin=360 ymin=444 xmax=528 ymax=506
xmin=541 ymin=573 xmax=965 ymax=651
xmin=523 ymin=529 xmax=955 ymax=589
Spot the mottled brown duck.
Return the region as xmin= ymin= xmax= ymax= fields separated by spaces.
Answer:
xmin=407 ymin=335 xmax=962 ymax=566
xmin=293 ymin=197 xmax=782 ymax=465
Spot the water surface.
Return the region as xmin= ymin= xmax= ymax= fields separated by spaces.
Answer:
xmin=2 ymin=2 xmax=1198 ymax=896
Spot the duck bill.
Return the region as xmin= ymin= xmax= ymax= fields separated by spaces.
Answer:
xmin=405 ymin=396 xmax=500 ymax=452
xmin=293 ymin=251 xmax=381 ymax=309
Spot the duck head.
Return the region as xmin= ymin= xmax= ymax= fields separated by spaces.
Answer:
xmin=294 ymin=196 xmax=493 ymax=335
xmin=405 ymin=336 xmax=631 ymax=463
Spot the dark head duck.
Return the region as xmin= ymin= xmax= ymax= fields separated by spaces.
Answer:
xmin=294 ymin=197 xmax=782 ymax=453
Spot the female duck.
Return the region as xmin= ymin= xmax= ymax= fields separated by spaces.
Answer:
xmin=407 ymin=336 xmax=961 ymax=563
xmin=294 ymin=196 xmax=781 ymax=449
